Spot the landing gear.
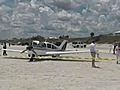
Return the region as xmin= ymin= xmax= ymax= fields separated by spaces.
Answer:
xmin=29 ymin=54 xmax=35 ymax=62
xmin=52 ymin=55 xmax=60 ymax=57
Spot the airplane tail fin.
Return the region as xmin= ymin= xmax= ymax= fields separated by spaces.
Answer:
xmin=59 ymin=40 xmax=68 ymax=51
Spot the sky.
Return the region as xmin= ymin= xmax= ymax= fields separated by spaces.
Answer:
xmin=0 ymin=0 xmax=120 ymax=39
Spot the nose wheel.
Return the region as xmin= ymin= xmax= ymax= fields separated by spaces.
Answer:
xmin=29 ymin=54 xmax=35 ymax=62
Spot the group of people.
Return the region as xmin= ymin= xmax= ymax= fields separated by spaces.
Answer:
xmin=89 ymin=40 xmax=120 ymax=68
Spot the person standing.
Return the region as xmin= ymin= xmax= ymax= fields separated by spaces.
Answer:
xmin=3 ymin=42 xmax=7 ymax=56
xmin=113 ymin=40 xmax=118 ymax=54
xmin=89 ymin=41 xmax=99 ymax=68
xmin=115 ymin=43 xmax=120 ymax=64
xmin=9 ymin=42 xmax=11 ymax=47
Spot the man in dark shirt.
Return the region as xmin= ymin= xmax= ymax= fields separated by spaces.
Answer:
xmin=3 ymin=42 xmax=7 ymax=56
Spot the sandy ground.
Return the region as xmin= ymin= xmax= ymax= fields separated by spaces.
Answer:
xmin=0 ymin=44 xmax=120 ymax=90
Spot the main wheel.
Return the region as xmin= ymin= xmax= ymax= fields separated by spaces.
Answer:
xmin=52 ymin=54 xmax=60 ymax=57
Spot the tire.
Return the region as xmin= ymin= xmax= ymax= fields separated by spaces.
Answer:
xmin=29 ymin=54 xmax=35 ymax=62
xmin=73 ymin=46 xmax=76 ymax=48
xmin=84 ymin=45 xmax=86 ymax=48
xmin=81 ymin=46 xmax=83 ymax=48
xmin=52 ymin=55 xmax=60 ymax=57
xmin=77 ymin=45 xmax=79 ymax=48
xmin=29 ymin=57 xmax=34 ymax=62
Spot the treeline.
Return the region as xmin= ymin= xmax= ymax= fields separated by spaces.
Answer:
xmin=0 ymin=34 xmax=120 ymax=45
xmin=0 ymin=35 xmax=70 ymax=45
xmin=0 ymin=35 xmax=45 ymax=45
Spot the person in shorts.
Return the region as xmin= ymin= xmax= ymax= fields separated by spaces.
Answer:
xmin=90 ymin=41 xmax=99 ymax=68
xmin=115 ymin=42 xmax=120 ymax=64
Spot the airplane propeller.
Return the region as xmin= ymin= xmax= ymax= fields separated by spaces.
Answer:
xmin=21 ymin=46 xmax=37 ymax=56
xmin=21 ymin=46 xmax=33 ymax=53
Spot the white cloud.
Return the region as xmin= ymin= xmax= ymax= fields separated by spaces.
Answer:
xmin=57 ymin=10 xmax=72 ymax=21
xmin=99 ymin=0 xmax=110 ymax=2
xmin=39 ymin=6 xmax=54 ymax=14
xmin=98 ymin=15 xmax=106 ymax=23
xmin=17 ymin=2 xmax=30 ymax=11
xmin=30 ymin=0 xmax=37 ymax=8
xmin=0 ymin=5 xmax=11 ymax=16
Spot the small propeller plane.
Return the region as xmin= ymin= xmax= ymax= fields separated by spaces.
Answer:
xmin=1 ymin=40 xmax=89 ymax=61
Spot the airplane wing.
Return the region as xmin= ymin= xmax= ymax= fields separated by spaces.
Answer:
xmin=0 ymin=49 xmax=23 ymax=53
xmin=0 ymin=48 xmax=108 ymax=56
xmin=0 ymin=49 xmax=30 ymax=55
xmin=1 ymin=48 xmax=89 ymax=56
xmin=0 ymin=49 xmax=27 ymax=53
xmin=45 ymin=50 xmax=90 ymax=55
xmin=45 ymin=50 xmax=110 ymax=55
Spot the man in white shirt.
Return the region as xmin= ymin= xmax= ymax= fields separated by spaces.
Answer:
xmin=90 ymin=41 xmax=99 ymax=68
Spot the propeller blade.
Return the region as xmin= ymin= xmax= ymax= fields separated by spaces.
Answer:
xmin=21 ymin=49 xmax=27 ymax=53
xmin=21 ymin=46 xmax=33 ymax=53
xmin=31 ymin=49 xmax=37 ymax=56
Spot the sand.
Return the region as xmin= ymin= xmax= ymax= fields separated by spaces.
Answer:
xmin=0 ymin=44 xmax=120 ymax=90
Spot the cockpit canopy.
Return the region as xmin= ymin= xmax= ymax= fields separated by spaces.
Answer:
xmin=32 ymin=40 xmax=40 ymax=45
xmin=32 ymin=40 xmax=58 ymax=49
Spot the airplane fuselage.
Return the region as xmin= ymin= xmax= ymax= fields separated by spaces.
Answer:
xmin=28 ymin=40 xmax=66 ymax=57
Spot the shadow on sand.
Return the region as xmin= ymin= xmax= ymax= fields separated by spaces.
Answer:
xmin=3 ymin=56 xmax=100 ymax=63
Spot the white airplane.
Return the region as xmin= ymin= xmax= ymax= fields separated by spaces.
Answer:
xmin=1 ymin=40 xmax=89 ymax=61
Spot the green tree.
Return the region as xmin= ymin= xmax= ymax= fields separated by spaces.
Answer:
xmin=90 ymin=32 xmax=94 ymax=38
